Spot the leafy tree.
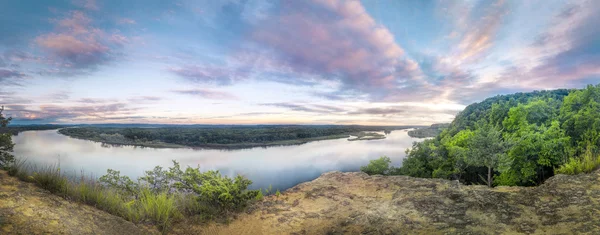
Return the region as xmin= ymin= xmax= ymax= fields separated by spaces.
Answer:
xmin=140 ymin=166 xmax=170 ymax=194
xmin=560 ymin=84 xmax=600 ymax=154
xmin=360 ymin=156 xmax=392 ymax=175
xmin=464 ymin=124 xmax=508 ymax=187
xmin=99 ymin=169 xmax=139 ymax=197
xmin=0 ymin=106 xmax=15 ymax=169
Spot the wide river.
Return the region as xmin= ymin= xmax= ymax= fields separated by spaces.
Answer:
xmin=12 ymin=129 xmax=422 ymax=191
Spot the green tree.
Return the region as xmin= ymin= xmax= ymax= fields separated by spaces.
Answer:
xmin=140 ymin=166 xmax=170 ymax=194
xmin=0 ymin=106 xmax=15 ymax=169
xmin=560 ymin=84 xmax=600 ymax=154
xmin=465 ymin=124 xmax=508 ymax=187
xmin=360 ymin=156 xmax=392 ymax=175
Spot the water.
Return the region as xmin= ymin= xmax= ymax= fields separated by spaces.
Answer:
xmin=12 ymin=129 xmax=422 ymax=190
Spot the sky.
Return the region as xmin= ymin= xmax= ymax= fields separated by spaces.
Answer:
xmin=0 ymin=0 xmax=598 ymax=125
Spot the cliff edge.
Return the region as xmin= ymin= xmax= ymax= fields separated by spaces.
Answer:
xmin=177 ymin=169 xmax=600 ymax=235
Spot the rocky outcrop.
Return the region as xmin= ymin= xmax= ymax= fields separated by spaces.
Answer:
xmin=177 ymin=169 xmax=600 ymax=235
xmin=0 ymin=171 xmax=158 ymax=235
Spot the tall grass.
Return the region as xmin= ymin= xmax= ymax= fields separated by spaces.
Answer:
xmin=556 ymin=146 xmax=600 ymax=175
xmin=6 ymin=161 xmax=181 ymax=233
xmin=5 ymin=159 xmax=260 ymax=233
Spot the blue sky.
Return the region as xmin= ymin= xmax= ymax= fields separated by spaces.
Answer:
xmin=1 ymin=0 xmax=598 ymax=125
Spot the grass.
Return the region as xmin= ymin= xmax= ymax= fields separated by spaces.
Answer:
xmin=6 ymin=161 xmax=181 ymax=233
xmin=556 ymin=146 xmax=600 ymax=175
xmin=5 ymin=159 xmax=260 ymax=234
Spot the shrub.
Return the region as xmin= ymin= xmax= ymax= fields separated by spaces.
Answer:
xmin=360 ymin=156 xmax=392 ymax=175
xmin=5 ymin=159 xmax=259 ymax=234
xmin=255 ymin=190 xmax=264 ymax=201
xmin=556 ymin=146 xmax=600 ymax=175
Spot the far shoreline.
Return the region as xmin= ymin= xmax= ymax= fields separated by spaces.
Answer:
xmin=55 ymin=128 xmax=411 ymax=150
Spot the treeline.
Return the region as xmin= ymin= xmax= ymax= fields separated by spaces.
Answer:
xmin=0 ymin=124 xmax=67 ymax=135
xmin=363 ymin=84 xmax=600 ymax=187
xmin=407 ymin=123 xmax=450 ymax=138
xmin=59 ymin=125 xmax=414 ymax=148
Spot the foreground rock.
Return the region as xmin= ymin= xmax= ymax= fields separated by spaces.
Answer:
xmin=0 ymin=171 xmax=158 ymax=235
xmin=176 ymin=169 xmax=600 ymax=234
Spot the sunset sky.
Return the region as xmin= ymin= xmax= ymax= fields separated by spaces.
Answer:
xmin=1 ymin=0 xmax=598 ymax=125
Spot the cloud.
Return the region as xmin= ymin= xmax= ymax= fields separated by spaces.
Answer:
xmin=248 ymin=0 xmax=421 ymax=99
xmin=261 ymin=103 xmax=346 ymax=114
xmin=76 ymin=98 xmax=117 ymax=104
xmin=6 ymin=102 xmax=139 ymax=122
xmin=348 ymin=107 xmax=406 ymax=116
xmin=35 ymin=11 xmax=127 ymax=75
xmin=455 ymin=0 xmax=508 ymax=63
xmin=127 ymin=96 xmax=163 ymax=103
xmin=168 ymin=65 xmax=249 ymax=85
xmin=73 ymin=0 xmax=99 ymax=11
xmin=495 ymin=0 xmax=600 ymax=90
xmin=0 ymin=69 xmax=26 ymax=79
xmin=116 ymin=18 xmax=136 ymax=25
xmin=47 ymin=92 xmax=71 ymax=102
xmin=172 ymin=89 xmax=238 ymax=100
xmin=0 ymin=91 xmax=33 ymax=105
xmin=0 ymin=69 xmax=27 ymax=86
xmin=204 ymin=112 xmax=278 ymax=119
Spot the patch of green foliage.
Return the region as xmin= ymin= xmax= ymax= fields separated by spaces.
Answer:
xmin=555 ymin=146 xmax=600 ymax=175
xmin=5 ymin=159 xmax=260 ymax=233
xmin=364 ymin=84 xmax=600 ymax=187
xmin=360 ymin=156 xmax=393 ymax=175
xmin=0 ymin=106 xmax=15 ymax=169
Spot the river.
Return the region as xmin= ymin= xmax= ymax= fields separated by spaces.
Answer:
xmin=12 ymin=129 xmax=422 ymax=191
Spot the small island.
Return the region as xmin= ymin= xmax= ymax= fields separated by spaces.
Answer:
xmin=347 ymin=132 xmax=386 ymax=141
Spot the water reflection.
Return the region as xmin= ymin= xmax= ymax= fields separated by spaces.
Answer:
xmin=12 ymin=130 xmax=422 ymax=190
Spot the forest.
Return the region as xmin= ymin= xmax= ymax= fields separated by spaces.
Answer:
xmin=0 ymin=124 xmax=67 ymax=135
xmin=58 ymin=125 xmax=417 ymax=149
xmin=362 ymin=84 xmax=600 ymax=187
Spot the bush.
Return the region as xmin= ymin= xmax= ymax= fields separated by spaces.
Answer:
xmin=360 ymin=156 xmax=392 ymax=175
xmin=556 ymin=146 xmax=600 ymax=175
xmin=5 ymin=159 xmax=260 ymax=233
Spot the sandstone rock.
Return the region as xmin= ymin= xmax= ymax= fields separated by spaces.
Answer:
xmin=178 ymin=169 xmax=600 ymax=234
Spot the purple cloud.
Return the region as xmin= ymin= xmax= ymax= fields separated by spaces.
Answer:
xmin=35 ymin=11 xmax=127 ymax=74
xmin=248 ymin=0 xmax=421 ymax=97
xmin=168 ymin=65 xmax=248 ymax=85
xmin=172 ymin=89 xmax=238 ymax=100
xmin=5 ymin=102 xmax=139 ymax=122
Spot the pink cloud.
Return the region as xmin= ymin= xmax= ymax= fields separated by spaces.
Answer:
xmin=249 ymin=0 xmax=420 ymax=96
xmin=35 ymin=11 xmax=128 ymax=71
xmin=168 ymin=65 xmax=248 ymax=85
xmin=172 ymin=89 xmax=238 ymax=100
